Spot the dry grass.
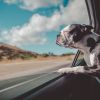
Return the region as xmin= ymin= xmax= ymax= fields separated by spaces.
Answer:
xmin=0 ymin=55 xmax=73 ymax=80
xmin=37 ymin=55 xmax=74 ymax=61
xmin=0 ymin=55 xmax=74 ymax=64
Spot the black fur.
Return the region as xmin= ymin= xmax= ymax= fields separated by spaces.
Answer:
xmin=87 ymin=38 xmax=96 ymax=52
xmin=69 ymin=24 xmax=89 ymax=42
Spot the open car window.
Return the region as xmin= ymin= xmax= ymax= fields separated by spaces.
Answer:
xmin=73 ymin=51 xmax=87 ymax=67
xmin=0 ymin=0 xmax=90 ymax=99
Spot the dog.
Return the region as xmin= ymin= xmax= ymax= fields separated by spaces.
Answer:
xmin=56 ymin=24 xmax=100 ymax=74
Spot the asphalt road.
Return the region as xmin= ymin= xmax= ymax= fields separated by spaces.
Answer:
xmin=0 ymin=60 xmax=100 ymax=100
xmin=0 ymin=60 xmax=71 ymax=80
xmin=0 ymin=60 xmax=71 ymax=92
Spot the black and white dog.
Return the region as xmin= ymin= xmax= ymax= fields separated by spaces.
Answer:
xmin=56 ymin=24 xmax=100 ymax=74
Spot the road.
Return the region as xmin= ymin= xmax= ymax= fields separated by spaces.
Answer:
xmin=0 ymin=60 xmax=71 ymax=93
xmin=0 ymin=60 xmax=100 ymax=99
xmin=0 ymin=60 xmax=71 ymax=80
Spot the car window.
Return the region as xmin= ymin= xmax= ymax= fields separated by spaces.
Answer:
xmin=0 ymin=0 xmax=89 ymax=84
xmin=74 ymin=51 xmax=85 ymax=66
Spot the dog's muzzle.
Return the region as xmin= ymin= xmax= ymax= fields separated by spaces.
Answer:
xmin=56 ymin=35 xmax=62 ymax=46
xmin=56 ymin=34 xmax=69 ymax=47
xmin=56 ymin=34 xmax=74 ymax=48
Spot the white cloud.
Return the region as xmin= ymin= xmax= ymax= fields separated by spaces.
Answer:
xmin=0 ymin=24 xmax=47 ymax=46
xmin=19 ymin=0 xmax=62 ymax=11
xmin=61 ymin=0 xmax=89 ymax=24
xmin=0 ymin=0 xmax=89 ymax=47
xmin=3 ymin=0 xmax=17 ymax=4
xmin=3 ymin=0 xmax=62 ymax=11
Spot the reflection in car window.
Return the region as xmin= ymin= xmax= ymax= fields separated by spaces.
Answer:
xmin=0 ymin=0 xmax=89 ymax=80
xmin=75 ymin=52 xmax=85 ymax=66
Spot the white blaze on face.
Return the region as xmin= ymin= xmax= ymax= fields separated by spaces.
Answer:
xmin=60 ymin=25 xmax=71 ymax=39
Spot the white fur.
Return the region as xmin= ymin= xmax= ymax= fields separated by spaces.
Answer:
xmin=61 ymin=25 xmax=71 ymax=38
xmin=84 ymin=52 xmax=91 ymax=66
xmin=61 ymin=25 xmax=71 ymax=33
xmin=58 ymin=66 xmax=85 ymax=74
xmin=90 ymin=53 xmax=95 ymax=66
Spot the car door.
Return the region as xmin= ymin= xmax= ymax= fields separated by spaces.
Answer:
xmin=14 ymin=1 xmax=100 ymax=100
xmin=86 ymin=0 xmax=100 ymax=34
xmin=1 ymin=1 xmax=100 ymax=100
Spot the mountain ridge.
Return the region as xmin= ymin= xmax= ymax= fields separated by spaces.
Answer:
xmin=0 ymin=43 xmax=38 ymax=60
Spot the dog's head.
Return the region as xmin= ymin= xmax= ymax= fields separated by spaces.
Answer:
xmin=56 ymin=24 xmax=93 ymax=49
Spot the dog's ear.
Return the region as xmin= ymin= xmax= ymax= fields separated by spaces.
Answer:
xmin=82 ymin=24 xmax=93 ymax=32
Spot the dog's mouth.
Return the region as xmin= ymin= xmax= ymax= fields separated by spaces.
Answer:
xmin=56 ymin=35 xmax=63 ymax=46
xmin=56 ymin=40 xmax=62 ymax=46
xmin=56 ymin=35 xmax=67 ymax=47
xmin=56 ymin=34 xmax=76 ymax=49
xmin=56 ymin=39 xmax=76 ymax=50
xmin=56 ymin=38 xmax=72 ymax=48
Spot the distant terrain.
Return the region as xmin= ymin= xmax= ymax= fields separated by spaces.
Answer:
xmin=0 ymin=43 xmax=73 ymax=80
xmin=0 ymin=43 xmax=75 ymax=62
xmin=0 ymin=43 xmax=38 ymax=60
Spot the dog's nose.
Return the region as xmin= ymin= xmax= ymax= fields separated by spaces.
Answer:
xmin=56 ymin=35 xmax=60 ymax=45
xmin=56 ymin=34 xmax=60 ymax=41
xmin=56 ymin=39 xmax=59 ymax=45
xmin=57 ymin=34 xmax=60 ymax=38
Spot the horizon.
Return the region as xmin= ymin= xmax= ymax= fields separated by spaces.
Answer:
xmin=0 ymin=41 xmax=76 ymax=55
xmin=0 ymin=0 xmax=88 ymax=55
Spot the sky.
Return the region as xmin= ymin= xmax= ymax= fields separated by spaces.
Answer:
xmin=0 ymin=0 xmax=89 ymax=55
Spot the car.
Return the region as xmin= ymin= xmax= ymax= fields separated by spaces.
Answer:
xmin=0 ymin=0 xmax=100 ymax=100
xmin=23 ymin=0 xmax=100 ymax=100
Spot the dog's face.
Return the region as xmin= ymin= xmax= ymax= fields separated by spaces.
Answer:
xmin=56 ymin=24 xmax=93 ymax=49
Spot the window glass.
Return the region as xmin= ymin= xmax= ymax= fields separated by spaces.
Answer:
xmin=74 ymin=52 xmax=85 ymax=66
xmin=0 ymin=0 xmax=89 ymax=80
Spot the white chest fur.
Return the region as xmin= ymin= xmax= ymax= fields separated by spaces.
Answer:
xmin=84 ymin=52 xmax=95 ymax=67
xmin=90 ymin=53 xmax=95 ymax=66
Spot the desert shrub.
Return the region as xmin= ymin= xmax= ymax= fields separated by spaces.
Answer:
xmin=42 ymin=53 xmax=49 ymax=57
xmin=48 ymin=52 xmax=56 ymax=56
xmin=15 ymin=54 xmax=37 ymax=60
xmin=61 ymin=53 xmax=75 ymax=56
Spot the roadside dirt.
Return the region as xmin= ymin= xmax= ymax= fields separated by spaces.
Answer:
xmin=0 ymin=56 xmax=73 ymax=80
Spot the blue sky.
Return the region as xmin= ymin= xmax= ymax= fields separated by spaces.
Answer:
xmin=0 ymin=0 xmax=88 ymax=55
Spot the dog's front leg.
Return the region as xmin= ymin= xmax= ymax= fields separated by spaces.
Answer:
xmin=57 ymin=66 xmax=85 ymax=74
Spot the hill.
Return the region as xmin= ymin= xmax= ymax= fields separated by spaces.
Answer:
xmin=0 ymin=43 xmax=38 ymax=60
xmin=0 ymin=43 xmax=75 ymax=61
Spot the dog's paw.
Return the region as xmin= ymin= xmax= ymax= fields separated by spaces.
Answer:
xmin=57 ymin=67 xmax=74 ymax=74
xmin=57 ymin=66 xmax=85 ymax=74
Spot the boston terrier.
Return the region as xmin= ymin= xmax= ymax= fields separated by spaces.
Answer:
xmin=56 ymin=24 xmax=100 ymax=74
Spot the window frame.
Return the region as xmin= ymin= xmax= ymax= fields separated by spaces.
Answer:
xmin=0 ymin=0 xmax=95 ymax=99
